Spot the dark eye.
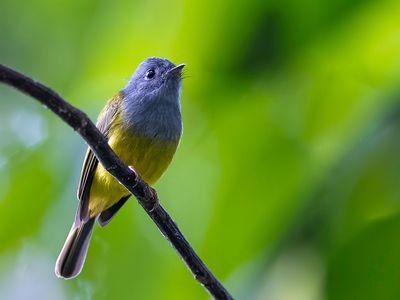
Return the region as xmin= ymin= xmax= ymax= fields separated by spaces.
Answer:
xmin=145 ymin=69 xmax=155 ymax=80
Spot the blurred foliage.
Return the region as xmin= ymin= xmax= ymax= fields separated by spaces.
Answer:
xmin=1 ymin=0 xmax=400 ymax=299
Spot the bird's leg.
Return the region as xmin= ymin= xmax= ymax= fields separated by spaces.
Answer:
xmin=128 ymin=166 xmax=159 ymax=212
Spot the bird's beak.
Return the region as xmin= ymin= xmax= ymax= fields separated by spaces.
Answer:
xmin=168 ymin=64 xmax=185 ymax=76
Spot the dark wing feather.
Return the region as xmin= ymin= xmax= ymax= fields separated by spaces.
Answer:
xmin=98 ymin=195 xmax=130 ymax=227
xmin=76 ymin=93 xmax=123 ymax=222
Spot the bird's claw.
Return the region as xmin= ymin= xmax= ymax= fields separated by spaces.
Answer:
xmin=147 ymin=187 xmax=159 ymax=212
xmin=128 ymin=165 xmax=159 ymax=212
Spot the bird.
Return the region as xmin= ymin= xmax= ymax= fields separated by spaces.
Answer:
xmin=55 ymin=57 xmax=184 ymax=279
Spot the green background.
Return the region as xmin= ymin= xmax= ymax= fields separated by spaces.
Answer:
xmin=1 ymin=0 xmax=400 ymax=299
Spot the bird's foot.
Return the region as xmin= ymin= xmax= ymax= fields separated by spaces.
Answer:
xmin=128 ymin=166 xmax=159 ymax=212
xmin=147 ymin=187 xmax=159 ymax=212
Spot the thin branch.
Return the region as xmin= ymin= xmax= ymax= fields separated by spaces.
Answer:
xmin=0 ymin=64 xmax=234 ymax=300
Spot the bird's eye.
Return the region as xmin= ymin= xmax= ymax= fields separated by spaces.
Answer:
xmin=145 ymin=69 xmax=156 ymax=80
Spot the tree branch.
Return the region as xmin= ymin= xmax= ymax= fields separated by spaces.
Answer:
xmin=0 ymin=64 xmax=234 ymax=300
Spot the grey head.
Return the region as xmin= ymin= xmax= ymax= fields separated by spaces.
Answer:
xmin=121 ymin=57 xmax=185 ymax=141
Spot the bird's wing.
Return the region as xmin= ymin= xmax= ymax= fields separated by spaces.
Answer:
xmin=76 ymin=92 xmax=124 ymax=222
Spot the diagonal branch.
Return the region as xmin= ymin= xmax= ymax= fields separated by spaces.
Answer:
xmin=0 ymin=64 xmax=234 ymax=300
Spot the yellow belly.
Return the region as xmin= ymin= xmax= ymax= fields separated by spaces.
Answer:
xmin=88 ymin=128 xmax=179 ymax=217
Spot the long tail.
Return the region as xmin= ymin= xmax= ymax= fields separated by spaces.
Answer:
xmin=55 ymin=217 xmax=96 ymax=279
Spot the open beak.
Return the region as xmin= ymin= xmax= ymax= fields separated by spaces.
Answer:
xmin=168 ymin=64 xmax=185 ymax=76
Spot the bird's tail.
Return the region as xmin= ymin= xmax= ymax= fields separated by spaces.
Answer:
xmin=55 ymin=217 xmax=96 ymax=279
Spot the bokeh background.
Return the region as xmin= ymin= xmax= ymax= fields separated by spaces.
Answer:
xmin=1 ymin=0 xmax=400 ymax=299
